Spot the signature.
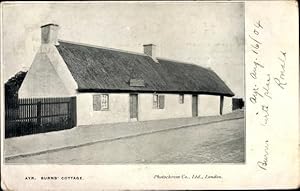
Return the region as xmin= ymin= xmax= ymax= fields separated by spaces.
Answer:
xmin=257 ymin=140 xmax=269 ymax=170
xmin=274 ymin=51 xmax=287 ymax=89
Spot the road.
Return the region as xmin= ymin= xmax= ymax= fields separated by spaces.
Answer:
xmin=7 ymin=118 xmax=245 ymax=164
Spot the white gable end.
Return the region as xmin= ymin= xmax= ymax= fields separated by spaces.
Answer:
xmin=19 ymin=44 xmax=78 ymax=98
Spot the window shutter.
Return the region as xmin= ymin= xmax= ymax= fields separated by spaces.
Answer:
xmin=159 ymin=95 xmax=165 ymax=109
xmin=179 ymin=94 xmax=184 ymax=104
xmin=153 ymin=94 xmax=158 ymax=108
xmin=93 ymin=95 xmax=101 ymax=111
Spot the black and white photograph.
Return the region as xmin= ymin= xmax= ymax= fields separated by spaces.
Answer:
xmin=3 ymin=2 xmax=245 ymax=164
xmin=1 ymin=1 xmax=298 ymax=190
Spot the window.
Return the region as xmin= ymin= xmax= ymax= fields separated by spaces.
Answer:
xmin=179 ymin=94 xmax=184 ymax=104
xmin=93 ymin=94 xmax=109 ymax=111
xmin=153 ymin=94 xmax=165 ymax=109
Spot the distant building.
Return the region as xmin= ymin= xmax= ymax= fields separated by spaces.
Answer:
xmin=19 ymin=24 xmax=234 ymax=126
xmin=232 ymin=98 xmax=244 ymax=110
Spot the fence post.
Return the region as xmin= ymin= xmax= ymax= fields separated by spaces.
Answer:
xmin=37 ymin=101 xmax=42 ymax=126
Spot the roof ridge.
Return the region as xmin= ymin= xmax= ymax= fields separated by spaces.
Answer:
xmin=157 ymin=57 xmax=209 ymax=69
xmin=58 ymin=39 xmax=148 ymax=57
xmin=57 ymin=39 xmax=210 ymax=69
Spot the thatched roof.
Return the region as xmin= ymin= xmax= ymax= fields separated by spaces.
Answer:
xmin=56 ymin=40 xmax=234 ymax=96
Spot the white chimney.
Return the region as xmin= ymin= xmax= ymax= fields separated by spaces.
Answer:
xmin=41 ymin=23 xmax=59 ymax=45
xmin=143 ymin=44 xmax=156 ymax=58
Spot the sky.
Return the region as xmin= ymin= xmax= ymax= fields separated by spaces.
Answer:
xmin=2 ymin=2 xmax=245 ymax=98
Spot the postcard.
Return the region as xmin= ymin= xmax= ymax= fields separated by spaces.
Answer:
xmin=1 ymin=1 xmax=299 ymax=190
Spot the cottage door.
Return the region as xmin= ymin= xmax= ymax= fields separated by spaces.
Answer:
xmin=130 ymin=94 xmax=138 ymax=120
xmin=192 ymin=95 xmax=198 ymax=117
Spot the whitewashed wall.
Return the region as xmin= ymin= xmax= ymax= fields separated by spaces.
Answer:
xmin=138 ymin=93 xmax=192 ymax=121
xmin=76 ymin=93 xmax=130 ymax=126
xmin=19 ymin=44 xmax=77 ymax=98
xmin=198 ymin=95 xmax=220 ymax=116
xmin=77 ymin=93 xmax=233 ymax=126
xmin=222 ymin=96 xmax=233 ymax=114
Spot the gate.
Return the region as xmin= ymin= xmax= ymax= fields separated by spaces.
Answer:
xmin=5 ymin=97 xmax=77 ymax=138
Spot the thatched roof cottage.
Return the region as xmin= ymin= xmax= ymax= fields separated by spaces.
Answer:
xmin=19 ymin=24 xmax=234 ymax=126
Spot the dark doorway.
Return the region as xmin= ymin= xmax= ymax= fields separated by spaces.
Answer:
xmin=192 ymin=95 xmax=198 ymax=117
xmin=130 ymin=94 xmax=138 ymax=119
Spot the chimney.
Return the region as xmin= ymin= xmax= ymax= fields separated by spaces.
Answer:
xmin=41 ymin=23 xmax=59 ymax=45
xmin=143 ymin=44 xmax=156 ymax=58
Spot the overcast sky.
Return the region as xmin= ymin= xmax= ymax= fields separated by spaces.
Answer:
xmin=2 ymin=2 xmax=244 ymax=98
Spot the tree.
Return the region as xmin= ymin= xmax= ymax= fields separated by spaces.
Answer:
xmin=5 ymin=71 xmax=27 ymax=106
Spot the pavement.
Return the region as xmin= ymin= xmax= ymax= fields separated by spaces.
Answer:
xmin=4 ymin=110 xmax=244 ymax=161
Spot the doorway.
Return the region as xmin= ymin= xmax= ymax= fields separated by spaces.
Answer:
xmin=130 ymin=94 xmax=138 ymax=120
xmin=192 ymin=95 xmax=198 ymax=117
